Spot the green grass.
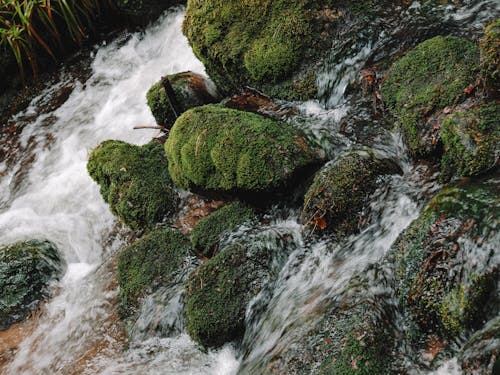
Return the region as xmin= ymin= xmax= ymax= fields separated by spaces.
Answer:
xmin=0 ymin=0 xmax=110 ymax=82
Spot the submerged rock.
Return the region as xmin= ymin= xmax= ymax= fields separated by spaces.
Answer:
xmin=117 ymin=228 xmax=191 ymax=319
xmin=87 ymin=140 xmax=177 ymax=231
xmin=165 ymin=104 xmax=324 ymax=199
xmin=382 ymin=36 xmax=480 ymax=159
xmin=459 ymin=316 xmax=500 ymax=375
xmin=146 ymin=71 xmax=220 ymax=128
xmin=190 ymin=201 xmax=255 ymax=258
xmin=392 ymin=176 xmax=499 ymax=339
xmin=302 ymin=151 xmax=400 ymax=235
xmin=440 ymin=103 xmax=499 ymax=182
xmin=0 ymin=240 xmax=63 ymax=331
xmin=185 ymin=228 xmax=292 ymax=348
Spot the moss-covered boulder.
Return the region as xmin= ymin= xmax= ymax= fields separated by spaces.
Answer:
xmin=117 ymin=228 xmax=191 ymax=318
xmin=0 ymin=240 xmax=63 ymax=330
xmin=165 ymin=104 xmax=324 ymax=198
xmin=87 ymin=140 xmax=177 ymax=231
xmin=440 ymin=103 xmax=500 ymax=182
xmin=382 ymin=36 xmax=480 ymax=158
xmin=392 ymin=177 xmax=499 ymax=339
xmin=480 ymin=18 xmax=500 ymax=82
xmin=185 ymin=228 xmax=291 ymax=347
xmin=146 ymin=71 xmax=220 ymax=128
xmin=302 ymin=151 xmax=400 ymax=235
xmin=459 ymin=316 xmax=500 ymax=375
xmin=190 ymin=201 xmax=255 ymax=258
xmin=113 ymin=0 xmax=182 ymax=24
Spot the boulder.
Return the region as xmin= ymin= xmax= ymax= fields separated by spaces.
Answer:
xmin=440 ymin=103 xmax=499 ymax=182
xmin=480 ymin=18 xmax=500 ymax=83
xmin=382 ymin=36 xmax=480 ymax=158
xmin=190 ymin=201 xmax=255 ymax=258
xmin=0 ymin=240 xmax=63 ymax=330
xmin=146 ymin=71 xmax=220 ymax=128
xmin=87 ymin=140 xmax=177 ymax=231
xmin=302 ymin=151 xmax=400 ymax=235
xmin=165 ymin=104 xmax=324 ymax=198
xmin=391 ymin=176 xmax=499 ymax=339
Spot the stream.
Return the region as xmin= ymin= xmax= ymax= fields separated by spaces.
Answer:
xmin=0 ymin=3 xmax=498 ymax=374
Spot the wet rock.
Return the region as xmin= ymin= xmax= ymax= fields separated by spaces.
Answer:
xmin=173 ymin=194 xmax=225 ymax=235
xmin=117 ymin=228 xmax=191 ymax=320
xmin=440 ymin=103 xmax=499 ymax=182
xmin=382 ymin=36 xmax=480 ymax=159
xmin=459 ymin=316 xmax=500 ymax=375
xmin=391 ymin=176 xmax=499 ymax=339
xmin=113 ymin=0 xmax=183 ymax=24
xmin=302 ymin=150 xmax=401 ymax=235
xmin=146 ymin=71 xmax=220 ymax=128
xmin=87 ymin=140 xmax=177 ymax=232
xmin=480 ymin=18 xmax=500 ymax=84
xmin=0 ymin=240 xmax=63 ymax=331
xmin=185 ymin=228 xmax=291 ymax=348
xmin=165 ymin=104 xmax=324 ymax=200
xmin=223 ymin=89 xmax=298 ymax=119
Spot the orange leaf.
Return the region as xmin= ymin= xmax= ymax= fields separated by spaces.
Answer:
xmin=313 ymin=216 xmax=327 ymax=230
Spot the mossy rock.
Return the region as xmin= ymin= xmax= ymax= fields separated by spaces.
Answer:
xmin=165 ymin=104 xmax=324 ymax=198
xmin=190 ymin=201 xmax=255 ymax=258
xmin=480 ymin=18 xmax=500 ymax=82
xmin=382 ymin=35 xmax=480 ymax=158
xmin=146 ymin=71 xmax=220 ymax=128
xmin=113 ymin=0 xmax=182 ymax=24
xmin=459 ymin=316 xmax=500 ymax=375
xmin=262 ymin=270 xmax=397 ymax=374
xmin=440 ymin=103 xmax=500 ymax=182
xmin=302 ymin=151 xmax=400 ymax=235
xmin=117 ymin=228 xmax=191 ymax=318
xmin=87 ymin=140 xmax=177 ymax=231
xmin=185 ymin=228 xmax=291 ymax=347
xmin=0 ymin=240 xmax=63 ymax=330
xmin=391 ymin=176 xmax=499 ymax=338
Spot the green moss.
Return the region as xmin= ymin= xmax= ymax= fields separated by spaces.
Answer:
xmin=190 ymin=202 xmax=255 ymax=258
xmin=480 ymin=18 xmax=500 ymax=81
xmin=0 ymin=240 xmax=63 ymax=330
xmin=117 ymin=228 xmax=190 ymax=317
xmin=183 ymin=0 xmax=314 ymax=96
xmin=440 ymin=103 xmax=500 ymax=182
xmin=87 ymin=140 xmax=177 ymax=231
xmin=165 ymin=104 xmax=323 ymax=195
xmin=392 ymin=178 xmax=499 ymax=338
xmin=382 ymin=35 xmax=480 ymax=158
xmin=147 ymin=81 xmax=176 ymax=127
xmin=303 ymin=151 xmax=400 ymax=235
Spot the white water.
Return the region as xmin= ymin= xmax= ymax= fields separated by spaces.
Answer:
xmin=1 ymin=9 xmax=239 ymax=375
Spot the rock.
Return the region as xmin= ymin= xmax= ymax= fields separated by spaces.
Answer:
xmin=223 ymin=89 xmax=298 ymax=119
xmin=190 ymin=201 xmax=255 ymax=258
xmin=113 ymin=0 xmax=183 ymax=24
xmin=382 ymin=36 xmax=480 ymax=159
xmin=117 ymin=228 xmax=191 ymax=318
xmin=146 ymin=71 xmax=220 ymax=128
xmin=165 ymin=104 xmax=324 ymax=199
xmin=391 ymin=176 xmax=499 ymax=339
xmin=302 ymin=151 xmax=401 ymax=235
xmin=184 ymin=228 xmax=292 ymax=348
xmin=459 ymin=316 xmax=500 ymax=375
xmin=480 ymin=18 xmax=500 ymax=83
xmin=173 ymin=194 xmax=225 ymax=235
xmin=440 ymin=103 xmax=499 ymax=182
xmin=0 ymin=240 xmax=63 ymax=331
xmin=87 ymin=140 xmax=177 ymax=231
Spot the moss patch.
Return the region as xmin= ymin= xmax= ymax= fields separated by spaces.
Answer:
xmin=440 ymin=103 xmax=500 ymax=182
xmin=303 ymin=151 xmax=400 ymax=235
xmin=190 ymin=202 xmax=255 ymax=258
xmin=0 ymin=240 xmax=63 ymax=330
xmin=480 ymin=18 xmax=500 ymax=82
xmin=165 ymin=104 xmax=323 ymax=196
xmin=87 ymin=140 xmax=177 ymax=231
xmin=117 ymin=228 xmax=190 ymax=317
xmin=382 ymin=35 xmax=480 ymax=158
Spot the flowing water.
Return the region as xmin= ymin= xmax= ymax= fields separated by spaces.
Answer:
xmin=0 ymin=2 xmax=498 ymax=374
